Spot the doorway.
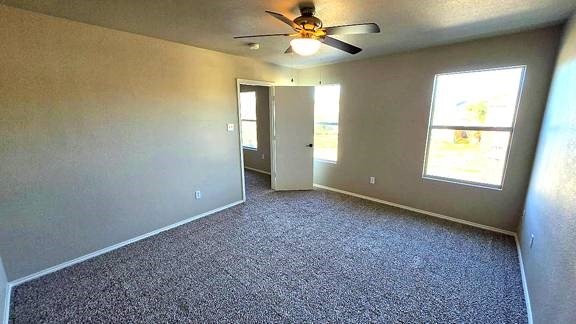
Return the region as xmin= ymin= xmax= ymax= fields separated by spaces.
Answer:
xmin=236 ymin=79 xmax=274 ymax=198
xmin=236 ymin=80 xmax=316 ymax=199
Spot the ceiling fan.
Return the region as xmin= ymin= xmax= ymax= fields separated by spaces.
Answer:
xmin=234 ymin=5 xmax=380 ymax=56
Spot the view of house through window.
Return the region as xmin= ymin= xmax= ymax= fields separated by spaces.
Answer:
xmin=314 ymin=84 xmax=341 ymax=162
xmin=424 ymin=66 xmax=525 ymax=188
xmin=240 ymin=91 xmax=257 ymax=149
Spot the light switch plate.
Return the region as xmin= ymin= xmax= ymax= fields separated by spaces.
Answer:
xmin=227 ymin=123 xmax=234 ymax=131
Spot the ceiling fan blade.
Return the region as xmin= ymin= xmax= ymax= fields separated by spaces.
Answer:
xmin=265 ymin=11 xmax=300 ymax=30
xmin=284 ymin=46 xmax=293 ymax=54
xmin=322 ymin=36 xmax=362 ymax=54
xmin=234 ymin=33 xmax=291 ymax=39
xmin=324 ymin=23 xmax=380 ymax=35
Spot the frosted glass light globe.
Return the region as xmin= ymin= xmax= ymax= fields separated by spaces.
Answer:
xmin=290 ymin=38 xmax=321 ymax=56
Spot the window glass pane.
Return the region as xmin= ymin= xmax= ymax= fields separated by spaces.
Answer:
xmin=315 ymin=85 xmax=340 ymax=123
xmin=240 ymin=91 xmax=257 ymax=120
xmin=314 ymin=123 xmax=338 ymax=162
xmin=314 ymin=85 xmax=340 ymax=162
xmin=240 ymin=91 xmax=257 ymax=149
xmin=241 ymin=120 xmax=257 ymax=149
xmin=431 ymin=67 xmax=523 ymax=127
xmin=425 ymin=129 xmax=511 ymax=186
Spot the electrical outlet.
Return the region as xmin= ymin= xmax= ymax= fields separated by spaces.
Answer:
xmin=261 ymin=154 xmax=265 ymax=160
xmin=369 ymin=177 xmax=376 ymax=184
xmin=195 ymin=191 xmax=202 ymax=199
xmin=530 ymin=234 xmax=535 ymax=249
xmin=227 ymin=123 xmax=234 ymax=132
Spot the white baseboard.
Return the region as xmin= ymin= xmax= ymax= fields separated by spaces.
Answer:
xmin=313 ymin=184 xmax=515 ymax=236
xmin=8 ymin=200 xmax=244 ymax=287
xmin=515 ymin=235 xmax=534 ymax=324
xmin=244 ymin=167 xmax=271 ymax=175
xmin=2 ymin=283 xmax=10 ymax=324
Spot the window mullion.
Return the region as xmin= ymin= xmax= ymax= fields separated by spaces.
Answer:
xmin=430 ymin=125 xmax=513 ymax=132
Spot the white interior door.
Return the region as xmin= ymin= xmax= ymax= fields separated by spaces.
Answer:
xmin=272 ymin=86 xmax=315 ymax=190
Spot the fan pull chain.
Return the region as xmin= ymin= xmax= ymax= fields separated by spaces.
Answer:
xmin=290 ymin=52 xmax=295 ymax=83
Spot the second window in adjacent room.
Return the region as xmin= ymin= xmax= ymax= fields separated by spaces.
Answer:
xmin=240 ymin=91 xmax=258 ymax=149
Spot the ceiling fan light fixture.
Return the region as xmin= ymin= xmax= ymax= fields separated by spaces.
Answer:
xmin=290 ymin=37 xmax=321 ymax=56
xmin=234 ymin=8 xmax=379 ymax=56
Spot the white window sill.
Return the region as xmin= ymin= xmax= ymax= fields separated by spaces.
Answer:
xmin=422 ymin=175 xmax=503 ymax=191
xmin=243 ymin=147 xmax=258 ymax=151
xmin=314 ymin=159 xmax=337 ymax=164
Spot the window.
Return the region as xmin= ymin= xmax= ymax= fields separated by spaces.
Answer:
xmin=240 ymin=91 xmax=257 ymax=149
xmin=314 ymin=85 xmax=341 ymax=162
xmin=423 ymin=66 xmax=525 ymax=189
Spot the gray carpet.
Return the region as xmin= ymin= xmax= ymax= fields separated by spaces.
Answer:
xmin=10 ymin=170 xmax=527 ymax=323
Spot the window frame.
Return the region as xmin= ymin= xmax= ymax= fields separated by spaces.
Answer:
xmin=240 ymin=91 xmax=258 ymax=150
xmin=422 ymin=65 xmax=526 ymax=190
xmin=314 ymin=84 xmax=341 ymax=164
xmin=314 ymin=121 xmax=339 ymax=164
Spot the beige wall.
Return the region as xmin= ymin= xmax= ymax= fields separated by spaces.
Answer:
xmin=519 ymin=15 xmax=576 ymax=323
xmin=240 ymin=85 xmax=271 ymax=173
xmin=0 ymin=5 xmax=289 ymax=280
xmin=298 ymin=26 xmax=562 ymax=231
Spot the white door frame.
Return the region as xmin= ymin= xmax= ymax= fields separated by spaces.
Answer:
xmin=235 ymin=79 xmax=275 ymax=201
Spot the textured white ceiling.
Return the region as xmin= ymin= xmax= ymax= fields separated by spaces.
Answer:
xmin=4 ymin=0 xmax=575 ymax=68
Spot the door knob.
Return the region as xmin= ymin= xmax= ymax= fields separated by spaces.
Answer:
xmin=306 ymin=144 xmax=313 ymax=147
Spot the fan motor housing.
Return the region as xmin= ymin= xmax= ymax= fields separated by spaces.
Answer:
xmin=294 ymin=9 xmax=322 ymax=31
